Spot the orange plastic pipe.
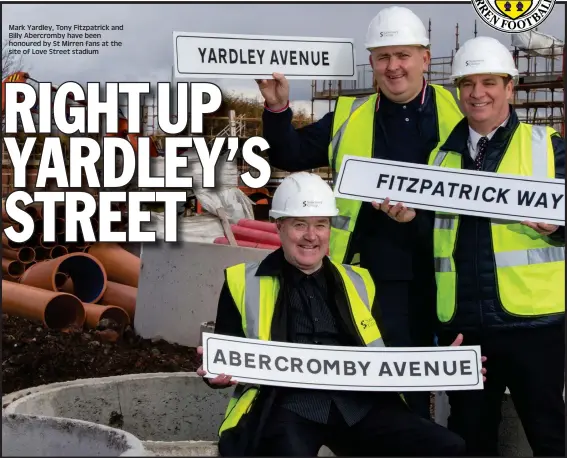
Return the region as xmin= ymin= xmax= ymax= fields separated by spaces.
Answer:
xmin=98 ymin=281 xmax=137 ymax=321
xmin=3 ymin=221 xmax=23 ymax=231
xmin=2 ymin=257 xmax=25 ymax=279
xmin=236 ymin=219 xmax=278 ymax=234
xmin=3 ymin=246 xmax=35 ymax=263
xmin=49 ymin=245 xmax=68 ymax=259
xmin=25 ymin=235 xmax=40 ymax=249
xmin=39 ymin=234 xmax=57 ymax=248
xmin=2 ymin=201 xmax=13 ymax=222
xmin=25 ymin=204 xmax=40 ymax=221
xmin=34 ymin=247 xmax=50 ymax=261
xmin=55 ymin=272 xmax=69 ymax=289
xmin=2 ymin=232 xmax=23 ymax=250
xmin=230 ymin=225 xmax=282 ymax=246
xmin=55 ymin=203 xmax=66 ymax=219
xmin=2 ymin=280 xmax=86 ymax=329
xmin=213 ymin=237 xmax=279 ymax=250
xmin=87 ymin=243 xmax=140 ymax=288
xmin=28 ymin=202 xmax=44 ymax=220
xmin=19 ymin=252 xmax=108 ymax=303
xmin=55 ymin=218 xmax=65 ymax=234
xmin=82 ymin=302 xmax=130 ymax=329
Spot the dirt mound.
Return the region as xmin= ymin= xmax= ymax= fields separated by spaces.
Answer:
xmin=2 ymin=313 xmax=200 ymax=395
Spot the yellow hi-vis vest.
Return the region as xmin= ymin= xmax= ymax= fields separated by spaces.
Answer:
xmin=217 ymin=260 xmax=383 ymax=438
xmin=327 ymin=84 xmax=464 ymax=264
xmin=428 ymin=123 xmax=565 ymax=323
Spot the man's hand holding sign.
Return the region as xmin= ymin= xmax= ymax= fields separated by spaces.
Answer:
xmin=256 ymin=72 xmax=289 ymax=112
xmin=373 ymin=197 xmax=416 ymax=223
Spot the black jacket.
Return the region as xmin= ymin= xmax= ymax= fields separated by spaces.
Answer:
xmin=262 ymin=84 xmax=447 ymax=283
xmin=436 ymin=106 xmax=565 ymax=333
xmin=209 ymin=249 xmax=390 ymax=456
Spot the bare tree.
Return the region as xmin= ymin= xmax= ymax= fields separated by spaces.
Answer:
xmin=2 ymin=39 xmax=24 ymax=79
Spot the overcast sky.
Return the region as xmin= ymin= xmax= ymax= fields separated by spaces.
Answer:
xmin=3 ymin=2 xmax=565 ymax=120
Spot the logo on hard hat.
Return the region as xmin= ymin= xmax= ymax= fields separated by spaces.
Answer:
xmin=379 ymin=31 xmax=399 ymax=38
xmin=471 ymin=0 xmax=555 ymax=33
xmin=465 ymin=59 xmax=484 ymax=67
xmin=303 ymin=200 xmax=323 ymax=207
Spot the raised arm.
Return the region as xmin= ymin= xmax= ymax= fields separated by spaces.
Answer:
xmin=258 ymin=72 xmax=333 ymax=172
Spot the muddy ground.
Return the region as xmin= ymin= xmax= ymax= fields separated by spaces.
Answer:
xmin=2 ymin=314 xmax=436 ymax=420
xmin=2 ymin=313 xmax=200 ymax=395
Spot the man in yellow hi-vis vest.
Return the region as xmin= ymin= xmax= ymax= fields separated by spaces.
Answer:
xmin=257 ymin=6 xmax=464 ymax=419
xmin=196 ymin=172 xmax=477 ymax=457
xmin=380 ymin=36 xmax=565 ymax=457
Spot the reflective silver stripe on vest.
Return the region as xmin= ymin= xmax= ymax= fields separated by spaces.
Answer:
xmin=494 ymin=246 xmax=565 ymax=268
xmin=436 ymin=246 xmax=565 ymax=273
xmin=243 ymin=262 xmax=262 ymax=339
xmin=366 ymin=338 xmax=385 ymax=347
xmin=434 ymin=214 xmax=455 ymax=229
xmin=331 ymin=214 xmax=350 ymax=230
xmin=446 ymin=86 xmax=463 ymax=114
xmin=432 ymin=149 xmax=449 ymax=167
xmin=241 ymin=262 xmax=384 ymax=347
xmin=434 ymin=257 xmax=453 ymax=272
xmin=432 ymin=150 xmax=452 ymax=230
xmin=342 ymin=264 xmax=370 ymax=310
xmin=531 ymin=125 xmax=549 ymax=178
xmin=330 ymin=95 xmax=372 ymax=177
xmin=340 ymin=265 xmax=385 ymax=347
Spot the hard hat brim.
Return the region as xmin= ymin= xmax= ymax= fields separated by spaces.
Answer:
xmin=366 ymin=39 xmax=430 ymax=50
xmin=452 ymin=72 xmax=519 ymax=85
xmin=269 ymin=209 xmax=340 ymax=219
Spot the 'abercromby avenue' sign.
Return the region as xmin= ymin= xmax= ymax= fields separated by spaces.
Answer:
xmin=173 ymin=32 xmax=356 ymax=80
xmin=202 ymin=333 xmax=484 ymax=392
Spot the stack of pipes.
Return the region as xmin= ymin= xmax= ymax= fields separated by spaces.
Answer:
xmin=214 ymin=218 xmax=281 ymax=250
xmin=2 ymin=201 xmax=140 ymax=338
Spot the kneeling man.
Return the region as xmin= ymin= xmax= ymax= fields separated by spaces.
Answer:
xmin=198 ymin=172 xmax=477 ymax=457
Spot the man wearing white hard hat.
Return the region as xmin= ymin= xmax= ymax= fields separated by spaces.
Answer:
xmin=257 ymin=5 xmax=463 ymax=420
xmin=383 ymin=36 xmax=565 ymax=456
xmin=195 ymin=172 xmax=474 ymax=456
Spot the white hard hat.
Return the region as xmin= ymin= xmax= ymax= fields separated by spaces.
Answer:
xmin=269 ymin=172 xmax=339 ymax=219
xmin=364 ymin=6 xmax=430 ymax=50
xmin=451 ymin=36 xmax=519 ymax=84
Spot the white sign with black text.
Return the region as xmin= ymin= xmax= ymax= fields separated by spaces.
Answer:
xmin=201 ymin=333 xmax=484 ymax=392
xmin=333 ymin=156 xmax=565 ymax=225
xmin=173 ymin=32 xmax=356 ymax=80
